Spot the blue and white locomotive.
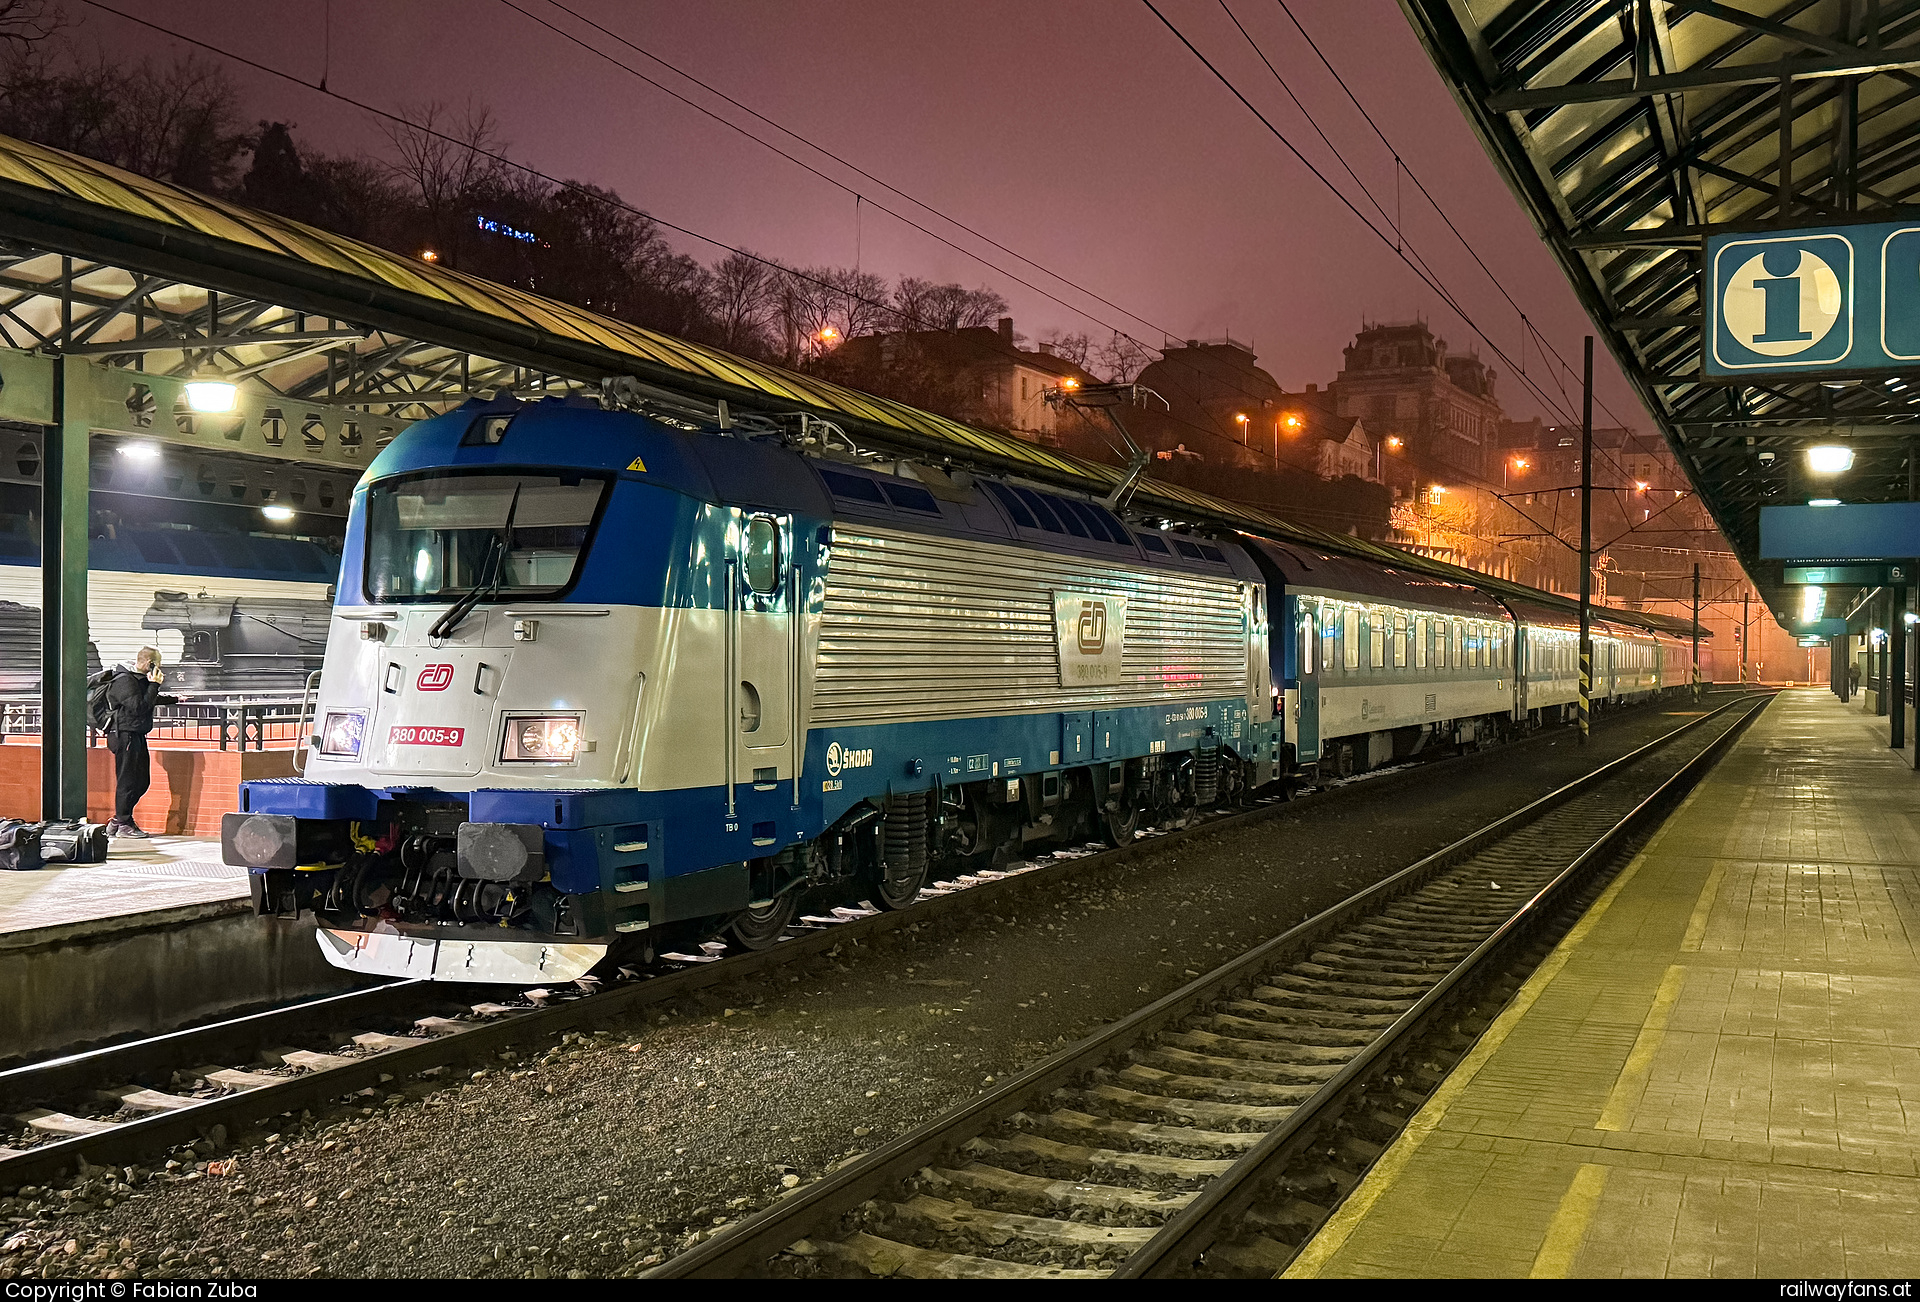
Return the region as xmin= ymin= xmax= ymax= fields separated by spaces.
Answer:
xmin=226 ymin=394 xmax=1695 ymax=982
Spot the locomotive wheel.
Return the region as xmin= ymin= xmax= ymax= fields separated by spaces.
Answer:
xmin=868 ymin=859 xmax=927 ymax=911
xmin=725 ymin=892 xmax=797 ymax=950
xmin=1100 ymin=800 xmax=1142 ymax=847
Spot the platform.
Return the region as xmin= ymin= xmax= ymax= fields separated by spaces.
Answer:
xmin=1287 ymin=689 xmax=1920 ymax=1279
xmin=0 ymin=835 xmax=244 ymax=934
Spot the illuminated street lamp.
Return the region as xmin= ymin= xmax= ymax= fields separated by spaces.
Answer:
xmin=420 ymin=249 xmax=440 ymax=263
xmin=261 ymin=504 xmax=295 ymax=523
xmin=1504 ymin=455 xmax=1529 ymax=487
xmin=1375 ymin=433 xmax=1403 ymax=483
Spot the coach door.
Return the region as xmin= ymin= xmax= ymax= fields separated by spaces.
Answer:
xmin=1293 ymin=596 xmax=1321 ymax=763
xmin=727 ymin=512 xmax=795 ymax=824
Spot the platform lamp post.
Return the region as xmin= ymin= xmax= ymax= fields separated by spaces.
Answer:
xmin=1691 ymin=562 xmax=1701 ymax=703
xmin=1741 ymin=590 xmax=1750 ymax=685
xmin=1577 ymin=336 xmax=1593 ymax=745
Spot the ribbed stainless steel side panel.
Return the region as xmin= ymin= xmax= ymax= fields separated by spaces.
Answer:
xmin=813 ymin=526 xmax=1250 ymax=726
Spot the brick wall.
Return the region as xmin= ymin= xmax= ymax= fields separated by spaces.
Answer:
xmin=0 ymin=740 xmax=297 ymax=834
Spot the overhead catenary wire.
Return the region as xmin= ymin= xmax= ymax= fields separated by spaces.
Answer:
xmin=492 ymin=0 xmax=1182 ymax=357
xmin=1266 ymin=0 xmax=1664 ymax=472
xmin=519 ymin=0 xmax=1180 ymax=348
xmin=75 ymin=0 xmax=1645 ymax=543
xmin=1160 ymin=1 xmax=1659 ymax=498
xmin=72 ymin=1 xmax=1088 ymax=358
xmin=73 ymin=0 xmax=1429 ymax=500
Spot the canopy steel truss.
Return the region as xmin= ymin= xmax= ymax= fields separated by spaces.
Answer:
xmin=0 ymin=242 xmax=588 ymax=415
xmin=1402 ymin=0 xmax=1920 ymax=627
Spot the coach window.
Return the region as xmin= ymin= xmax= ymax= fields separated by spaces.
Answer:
xmin=1322 ymin=608 xmax=1337 ymax=671
xmin=1368 ymin=613 xmax=1385 ymax=669
xmin=1393 ymin=615 xmax=1409 ymax=668
xmin=1299 ymin=606 xmax=1314 ymax=676
xmin=1343 ymin=608 xmax=1359 ymax=671
xmin=1415 ymin=616 xmax=1428 ymax=668
xmin=744 ymin=516 xmax=781 ymax=594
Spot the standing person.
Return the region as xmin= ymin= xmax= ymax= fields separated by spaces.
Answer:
xmin=104 ymin=646 xmax=177 ymax=839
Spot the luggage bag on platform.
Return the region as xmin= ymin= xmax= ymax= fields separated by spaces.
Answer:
xmin=39 ymin=820 xmax=110 ymax=865
xmin=0 ymin=819 xmax=44 ymax=871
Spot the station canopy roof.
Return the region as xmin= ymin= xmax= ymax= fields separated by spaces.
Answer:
xmin=1403 ymin=0 xmax=1920 ymax=629
xmin=0 ymin=130 xmax=1697 ymax=636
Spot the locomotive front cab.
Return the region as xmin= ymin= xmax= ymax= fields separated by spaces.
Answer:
xmin=227 ymin=398 xmax=819 ymax=982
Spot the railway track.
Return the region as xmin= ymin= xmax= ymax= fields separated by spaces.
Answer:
xmin=0 ymin=693 xmax=1732 ymax=1194
xmin=647 ymin=691 xmax=1773 ymax=1280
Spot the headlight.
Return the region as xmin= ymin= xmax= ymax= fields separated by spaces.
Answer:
xmin=501 ymin=714 xmax=582 ymax=763
xmin=319 ymin=710 xmax=366 ymax=758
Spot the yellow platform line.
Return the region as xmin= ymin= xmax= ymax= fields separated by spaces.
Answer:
xmin=1282 ymin=851 xmax=1652 ymax=1277
xmin=1595 ymin=963 xmax=1686 ymax=1132
xmin=1679 ymin=860 xmax=1726 ymax=952
xmin=1528 ymin=1163 xmax=1610 ymax=1278
xmin=1282 ymin=771 xmax=1719 ymax=1280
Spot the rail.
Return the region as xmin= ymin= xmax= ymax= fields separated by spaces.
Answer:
xmin=0 ymin=691 xmax=1739 ymax=1191
xmin=646 ymin=691 xmax=1772 ymax=1279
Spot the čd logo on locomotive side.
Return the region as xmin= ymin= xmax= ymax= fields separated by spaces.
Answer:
xmin=1077 ymin=600 xmax=1108 ymax=655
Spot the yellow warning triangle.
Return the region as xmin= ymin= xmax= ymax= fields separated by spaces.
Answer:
xmin=625 ymin=455 xmax=647 ymax=472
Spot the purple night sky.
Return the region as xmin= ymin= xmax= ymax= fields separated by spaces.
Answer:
xmin=84 ymin=0 xmax=1644 ymax=428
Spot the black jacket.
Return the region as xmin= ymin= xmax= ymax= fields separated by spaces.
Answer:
xmin=107 ymin=667 xmax=177 ymax=735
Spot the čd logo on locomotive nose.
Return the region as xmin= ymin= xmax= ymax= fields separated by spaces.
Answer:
xmin=1077 ymin=600 xmax=1108 ymax=655
xmin=416 ymin=663 xmax=454 ymax=691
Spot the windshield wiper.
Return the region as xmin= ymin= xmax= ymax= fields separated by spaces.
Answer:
xmin=428 ymin=483 xmax=521 ymax=641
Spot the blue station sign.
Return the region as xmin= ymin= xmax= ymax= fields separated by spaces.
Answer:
xmin=1705 ymin=222 xmax=1920 ymax=377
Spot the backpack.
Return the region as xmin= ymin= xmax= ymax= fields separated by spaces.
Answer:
xmin=87 ymin=668 xmax=115 ymax=731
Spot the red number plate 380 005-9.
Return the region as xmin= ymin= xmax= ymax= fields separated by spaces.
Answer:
xmin=389 ymin=725 xmax=465 ymax=747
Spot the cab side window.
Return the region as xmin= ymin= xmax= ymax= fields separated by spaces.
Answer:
xmin=744 ymin=516 xmax=781 ymax=594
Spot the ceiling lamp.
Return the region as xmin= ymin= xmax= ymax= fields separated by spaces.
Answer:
xmin=1806 ymin=445 xmax=1854 ymax=474
xmin=185 ymin=378 xmax=238 ymax=414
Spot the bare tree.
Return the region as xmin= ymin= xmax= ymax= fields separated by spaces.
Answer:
xmin=1092 ymin=330 xmax=1156 ymax=383
xmin=777 ymin=265 xmax=891 ymax=362
xmin=707 ymin=250 xmax=784 ymax=356
xmin=105 ymin=54 xmax=248 ymax=191
xmin=0 ymin=0 xmax=64 ymax=50
xmin=1035 ymin=329 xmax=1091 ymax=367
xmin=891 ymin=277 xmax=1007 ymax=331
xmin=376 ymin=100 xmax=507 ymax=264
xmin=0 ymin=49 xmax=248 ymax=190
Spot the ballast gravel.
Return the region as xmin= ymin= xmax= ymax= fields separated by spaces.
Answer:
xmin=0 ymin=705 xmax=1719 ymax=1279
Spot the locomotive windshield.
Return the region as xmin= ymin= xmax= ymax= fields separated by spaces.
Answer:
xmin=364 ymin=470 xmax=609 ymax=601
